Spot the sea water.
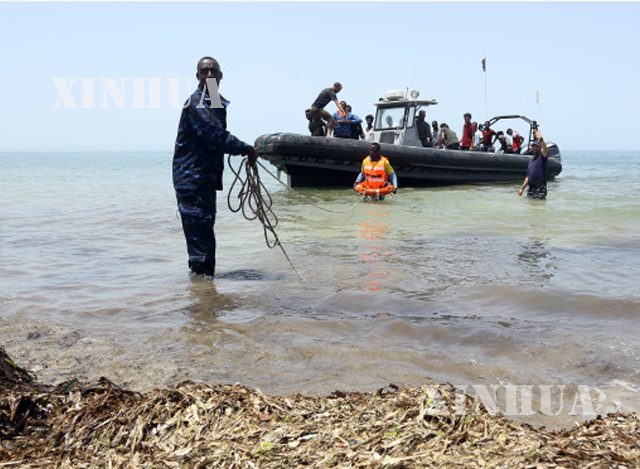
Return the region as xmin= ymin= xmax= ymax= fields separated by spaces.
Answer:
xmin=1 ymin=150 xmax=639 ymax=427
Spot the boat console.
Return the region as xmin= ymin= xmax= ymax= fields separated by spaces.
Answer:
xmin=370 ymin=89 xmax=437 ymax=147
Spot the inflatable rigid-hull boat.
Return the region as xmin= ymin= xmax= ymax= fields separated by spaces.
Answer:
xmin=256 ymin=132 xmax=562 ymax=188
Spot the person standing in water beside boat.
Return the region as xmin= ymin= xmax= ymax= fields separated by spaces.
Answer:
xmin=518 ymin=129 xmax=549 ymax=199
xmin=354 ymin=143 xmax=398 ymax=196
xmin=309 ymin=83 xmax=346 ymax=138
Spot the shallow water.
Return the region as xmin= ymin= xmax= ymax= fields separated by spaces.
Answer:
xmin=1 ymin=150 xmax=639 ymax=427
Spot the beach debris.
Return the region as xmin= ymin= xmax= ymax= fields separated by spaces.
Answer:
xmin=1 ymin=345 xmax=639 ymax=468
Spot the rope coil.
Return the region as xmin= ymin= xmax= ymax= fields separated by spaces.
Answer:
xmin=227 ymin=154 xmax=303 ymax=281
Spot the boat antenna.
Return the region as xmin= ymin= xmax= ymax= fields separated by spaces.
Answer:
xmin=482 ymin=54 xmax=488 ymax=121
xmin=536 ymin=90 xmax=540 ymax=123
xmin=410 ymin=64 xmax=417 ymax=94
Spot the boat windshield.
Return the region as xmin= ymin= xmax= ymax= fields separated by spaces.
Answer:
xmin=375 ymin=107 xmax=406 ymax=130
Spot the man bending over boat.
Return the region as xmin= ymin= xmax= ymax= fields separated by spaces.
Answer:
xmin=518 ymin=130 xmax=548 ymax=199
xmin=309 ymin=83 xmax=346 ymax=138
xmin=354 ymin=143 xmax=398 ymax=198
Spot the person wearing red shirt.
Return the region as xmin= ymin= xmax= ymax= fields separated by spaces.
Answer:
xmin=507 ymin=128 xmax=524 ymax=154
xmin=481 ymin=121 xmax=498 ymax=152
xmin=460 ymin=112 xmax=476 ymax=151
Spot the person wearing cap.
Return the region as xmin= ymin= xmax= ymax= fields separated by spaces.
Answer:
xmin=518 ymin=129 xmax=549 ymax=199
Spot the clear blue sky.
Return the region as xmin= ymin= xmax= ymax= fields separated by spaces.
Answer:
xmin=1 ymin=1 xmax=638 ymax=152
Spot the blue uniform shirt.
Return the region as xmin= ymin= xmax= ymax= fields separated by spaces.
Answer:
xmin=173 ymin=88 xmax=249 ymax=216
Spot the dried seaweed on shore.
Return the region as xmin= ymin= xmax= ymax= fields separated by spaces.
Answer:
xmin=1 ymin=346 xmax=639 ymax=468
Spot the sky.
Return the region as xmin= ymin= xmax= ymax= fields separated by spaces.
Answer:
xmin=0 ymin=1 xmax=639 ymax=152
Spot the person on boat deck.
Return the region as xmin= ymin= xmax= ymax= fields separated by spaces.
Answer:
xmin=416 ymin=110 xmax=433 ymax=147
xmin=460 ymin=112 xmax=476 ymax=151
xmin=432 ymin=120 xmax=441 ymax=147
xmin=496 ymin=131 xmax=514 ymax=153
xmin=309 ymin=83 xmax=346 ymax=138
xmin=473 ymin=122 xmax=483 ymax=150
xmin=347 ymin=106 xmax=365 ymax=140
xmin=173 ymin=56 xmax=258 ymax=277
xmin=438 ymin=123 xmax=460 ymax=150
xmin=518 ymin=130 xmax=549 ymax=199
xmin=333 ymin=104 xmax=363 ymax=139
xmin=354 ymin=143 xmax=398 ymax=193
xmin=480 ymin=121 xmax=498 ymax=152
xmin=305 ymin=108 xmax=325 ymax=136
xmin=507 ymin=128 xmax=524 ymax=154
xmin=363 ymin=114 xmax=375 ymax=141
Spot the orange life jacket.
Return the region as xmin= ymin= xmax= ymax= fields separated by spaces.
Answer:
xmin=363 ymin=156 xmax=389 ymax=189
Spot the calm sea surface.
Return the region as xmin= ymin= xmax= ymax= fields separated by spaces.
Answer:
xmin=1 ymin=150 xmax=639 ymax=426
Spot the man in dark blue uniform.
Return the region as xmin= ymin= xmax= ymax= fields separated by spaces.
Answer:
xmin=173 ymin=57 xmax=258 ymax=276
xmin=518 ymin=129 xmax=548 ymax=199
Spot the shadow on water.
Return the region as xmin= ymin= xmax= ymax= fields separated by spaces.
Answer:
xmin=215 ymin=269 xmax=286 ymax=281
xmin=517 ymin=237 xmax=556 ymax=285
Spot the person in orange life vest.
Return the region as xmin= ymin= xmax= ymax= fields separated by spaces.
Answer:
xmin=460 ymin=112 xmax=476 ymax=150
xmin=507 ymin=128 xmax=524 ymax=154
xmin=354 ymin=143 xmax=398 ymax=193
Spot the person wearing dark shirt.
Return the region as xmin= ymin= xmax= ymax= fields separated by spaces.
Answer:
xmin=481 ymin=120 xmax=498 ymax=152
xmin=460 ymin=112 xmax=476 ymax=151
xmin=518 ymin=130 xmax=549 ymax=199
xmin=416 ymin=110 xmax=433 ymax=147
xmin=173 ymin=56 xmax=258 ymax=277
xmin=305 ymin=108 xmax=325 ymax=136
xmin=347 ymin=105 xmax=365 ymax=140
xmin=309 ymin=83 xmax=346 ymax=137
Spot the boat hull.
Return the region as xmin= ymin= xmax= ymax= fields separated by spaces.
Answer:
xmin=256 ymin=133 xmax=562 ymax=187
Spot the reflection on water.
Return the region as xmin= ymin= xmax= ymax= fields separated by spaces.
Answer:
xmin=356 ymin=206 xmax=395 ymax=293
xmin=183 ymin=275 xmax=240 ymax=318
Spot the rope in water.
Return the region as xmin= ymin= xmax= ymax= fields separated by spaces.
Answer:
xmin=227 ymin=154 xmax=304 ymax=282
